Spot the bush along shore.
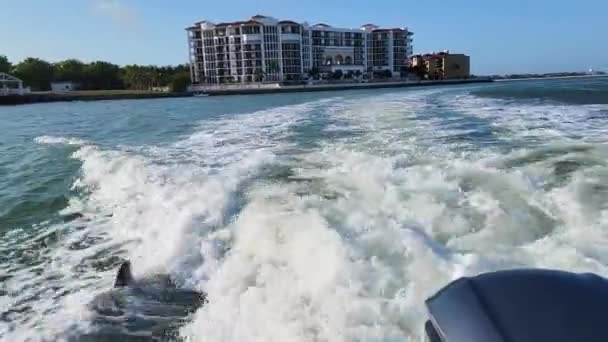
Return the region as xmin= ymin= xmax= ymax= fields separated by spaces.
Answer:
xmin=0 ymin=55 xmax=191 ymax=93
xmin=0 ymin=90 xmax=192 ymax=105
xmin=1 ymin=78 xmax=492 ymax=105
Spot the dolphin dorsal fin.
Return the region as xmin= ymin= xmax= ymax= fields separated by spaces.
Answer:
xmin=114 ymin=261 xmax=134 ymax=287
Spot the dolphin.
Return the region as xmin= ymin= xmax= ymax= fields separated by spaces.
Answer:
xmin=113 ymin=260 xmax=178 ymax=290
xmin=77 ymin=261 xmax=206 ymax=341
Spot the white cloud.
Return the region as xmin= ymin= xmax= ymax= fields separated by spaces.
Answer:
xmin=93 ymin=0 xmax=140 ymax=29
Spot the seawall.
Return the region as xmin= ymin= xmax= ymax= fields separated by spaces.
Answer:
xmin=0 ymin=92 xmax=191 ymax=106
xmin=0 ymin=78 xmax=492 ymax=105
xmin=201 ymin=78 xmax=493 ymax=96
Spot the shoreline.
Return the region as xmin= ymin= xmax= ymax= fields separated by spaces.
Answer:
xmin=0 ymin=78 xmax=491 ymax=105
xmin=0 ymin=91 xmax=191 ymax=106
xmin=198 ymin=78 xmax=492 ymax=96
xmin=494 ymin=74 xmax=608 ymax=82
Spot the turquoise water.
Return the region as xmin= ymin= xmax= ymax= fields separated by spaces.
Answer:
xmin=2 ymin=78 xmax=608 ymax=341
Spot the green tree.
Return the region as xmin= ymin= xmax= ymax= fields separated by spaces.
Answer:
xmin=254 ymin=68 xmax=265 ymax=82
xmin=122 ymin=65 xmax=155 ymax=90
xmin=122 ymin=65 xmax=142 ymax=90
xmin=268 ymin=61 xmax=280 ymax=74
xmin=173 ymin=64 xmax=190 ymax=74
xmin=307 ymin=67 xmax=320 ymax=80
xmin=158 ymin=64 xmax=190 ymax=86
xmin=13 ymin=58 xmax=54 ymax=91
xmin=6 ymin=56 xmax=192 ymax=91
xmin=409 ymin=64 xmax=428 ymax=80
xmin=332 ymin=69 xmax=343 ymax=80
xmin=0 ymin=55 xmax=11 ymax=74
xmin=54 ymin=59 xmax=85 ymax=82
xmin=432 ymin=70 xmax=442 ymax=80
xmin=156 ymin=66 xmax=173 ymax=86
xmin=121 ymin=64 xmax=192 ymax=90
xmin=170 ymin=72 xmax=191 ymax=92
xmin=83 ymin=61 xmax=122 ymax=90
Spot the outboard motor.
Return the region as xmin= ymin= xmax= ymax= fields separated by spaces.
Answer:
xmin=424 ymin=269 xmax=608 ymax=342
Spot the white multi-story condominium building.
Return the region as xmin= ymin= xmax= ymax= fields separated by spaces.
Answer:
xmin=186 ymin=15 xmax=414 ymax=85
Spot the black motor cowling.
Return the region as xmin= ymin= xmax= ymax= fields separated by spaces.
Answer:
xmin=425 ymin=269 xmax=608 ymax=342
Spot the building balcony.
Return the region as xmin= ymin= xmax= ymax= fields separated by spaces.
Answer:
xmin=242 ymin=34 xmax=262 ymax=43
xmin=280 ymin=33 xmax=301 ymax=41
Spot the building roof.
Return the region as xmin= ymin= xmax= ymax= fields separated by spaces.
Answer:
xmin=189 ymin=16 xmax=411 ymax=34
xmin=0 ymin=73 xmax=22 ymax=83
xmin=194 ymin=20 xmax=212 ymax=25
xmin=214 ymin=20 xmax=261 ymax=27
xmin=250 ymin=15 xmax=279 ymax=24
xmin=412 ymin=52 xmax=468 ymax=60
xmin=191 ymin=17 xmax=266 ymax=29
xmin=360 ymin=24 xmax=379 ymax=31
xmin=190 ymin=20 xmax=218 ymax=30
xmin=373 ymin=28 xmax=406 ymax=32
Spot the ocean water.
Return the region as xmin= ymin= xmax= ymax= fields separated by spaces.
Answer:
xmin=2 ymin=77 xmax=608 ymax=341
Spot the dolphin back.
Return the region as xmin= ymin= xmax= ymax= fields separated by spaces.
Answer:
xmin=114 ymin=261 xmax=134 ymax=287
xmin=83 ymin=261 xmax=207 ymax=340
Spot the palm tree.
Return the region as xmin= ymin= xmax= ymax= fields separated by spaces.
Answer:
xmin=332 ymin=69 xmax=343 ymax=80
xmin=308 ymin=67 xmax=320 ymax=80
xmin=410 ymin=64 xmax=427 ymax=80
xmin=268 ymin=61 xmax=280 ymax=74
xmin=254 ymin=68 xmax=265 ymax=82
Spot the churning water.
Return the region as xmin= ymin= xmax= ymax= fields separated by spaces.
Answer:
xmin=2 ymin=78 xmax=608 ymax=341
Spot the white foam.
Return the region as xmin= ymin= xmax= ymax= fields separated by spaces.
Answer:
xmin=7 ymin=88 xmax=608 ymax=341
xmin=2 ymin=99 xmax=334 ymax=340
xmin=442 ymin=94 xmax=608 ymax=144
xmin=34 ymin=135 xmax=87 ymax=146
xmin=180 ymin=90 xmax=608 ymax=341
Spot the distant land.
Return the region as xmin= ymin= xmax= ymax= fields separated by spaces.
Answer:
xmin=487 ymin=71 xmax=606 ymax=80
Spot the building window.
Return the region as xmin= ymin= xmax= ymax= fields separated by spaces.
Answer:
xmin=243 ymin=25 xmax=261 ymax=34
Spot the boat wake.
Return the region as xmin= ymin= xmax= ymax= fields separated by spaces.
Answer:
xmin=3 ymin=86 xmax=608 ymax=341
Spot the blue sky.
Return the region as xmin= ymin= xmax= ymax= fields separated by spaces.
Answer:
xmin=2 ymin=0 xmax=606 ymax=74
